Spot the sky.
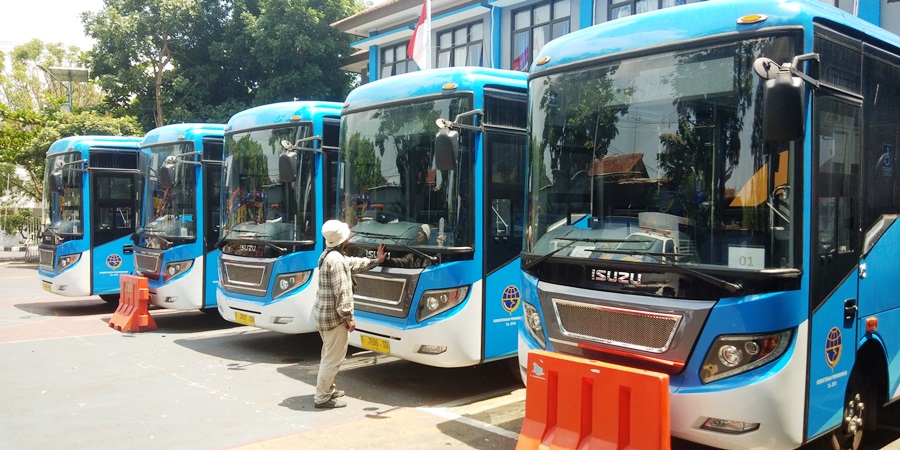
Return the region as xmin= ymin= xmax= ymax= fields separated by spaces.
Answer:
xmin=0 ymin=0 xmax=106 ymax=53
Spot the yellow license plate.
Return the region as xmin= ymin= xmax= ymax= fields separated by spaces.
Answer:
xmin=360 ymin=335 xmax=390 ymax=354
xmin=42 ymin=282 xmax=51 ymax=292
xmin=234 ymin=312 xmax=255 ymax=326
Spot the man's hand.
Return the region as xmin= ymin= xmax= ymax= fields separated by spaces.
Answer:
xmin=376 ymin=243 xmax=386 ymax=263
xmin=346 ymin=319 xmax=356 ymax=332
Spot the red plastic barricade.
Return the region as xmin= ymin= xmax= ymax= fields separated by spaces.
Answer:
xmin=108 ymin=275 xmax=157 ymax=333
xmin=517 ymin=350 xmax=670 ymax=450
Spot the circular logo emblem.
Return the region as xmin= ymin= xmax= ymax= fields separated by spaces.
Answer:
xmin=825 ymin=327 xmax=842 ymax=369
xmin=502 ymin=285 xmax=521 ymax=314
xmin=106 ymin=254 xmax=123 ymax=270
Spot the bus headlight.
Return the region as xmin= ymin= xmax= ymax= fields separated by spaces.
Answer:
xmin=163 ymin=260 xmax=193 ymax=282
xmin=57 ymin=253 xmax=81 ymax=271
xmin=700 ymin=329 xmax=792 ymax=384
xmin=272 ymin=271 xmax=311 ymax=299
xmin=416 ymin=286 xmax=469 ymax=322
xmin=523 ymin=302 xmax=546 ymax=348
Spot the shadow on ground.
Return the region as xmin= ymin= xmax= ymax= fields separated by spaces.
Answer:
xmin=279 ymin=349 xmax=521 ymax=409
xmin=128 ymin=309 xmax=244 ymax=334
xmin=175 ymin=330 xmax=323 ymax=365
xmin=16 ymin=297 xmax=118 ymax=317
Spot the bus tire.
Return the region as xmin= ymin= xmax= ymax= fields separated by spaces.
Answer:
xmin=816 ymin=369 xmax=872 ymax=450
xmin=506 ymin=357 xmax=523 ymax=384
xmin=99 ymin=294 xmax=120 ymax=304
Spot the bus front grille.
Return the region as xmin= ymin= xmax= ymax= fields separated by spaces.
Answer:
xmin=354 ymin=274 xmax=406 ymax=305
xmin=553 ymin=299 xmax=681 ymax=353
xmin=39 ymin=248 xmax=55 ymax=271
xmin=351 ymin=269 xmax=420 ymax=318
xmin=135 ymin=252 xmax=160 ymax=274
xmin=221 ymin=260 xmax=270 ymax=296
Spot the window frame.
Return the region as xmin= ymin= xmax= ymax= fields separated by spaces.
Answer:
xmin=608 ymin=0 xmax=684 ymax=21
xmin=381 ymin=43 xmax=418 ymax=78
xmin=436 ymin=21 xmax=485 ymax=68
xmin=511 ymin=0 xmax=571 ymax=72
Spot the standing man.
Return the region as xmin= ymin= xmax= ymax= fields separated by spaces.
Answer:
xmin=314 ymin=220 xmax=385 ymax=409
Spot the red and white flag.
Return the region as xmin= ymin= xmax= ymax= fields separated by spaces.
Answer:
xmin=407 ymin=0 xmax=431 ymax=70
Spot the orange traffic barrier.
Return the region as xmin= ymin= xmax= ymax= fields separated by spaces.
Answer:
xmin=517 ymin=350 xmax=670 ymax=450
xmin=108 ymin=275 xmax=157 ymax=333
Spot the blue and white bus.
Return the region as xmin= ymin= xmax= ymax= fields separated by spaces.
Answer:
xmin=132 ymin=124 xmax=225 ymax=310
xmin=216 ymin=101 xmax=343 ymax=332
xmin=340 ymin=67 xmax=528 ymax=367
xmin=38 ymin=135 xmax=142 ymax=302
xmin=518 ymin=0 xmax=900 ymax=448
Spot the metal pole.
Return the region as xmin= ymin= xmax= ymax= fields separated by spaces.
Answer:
xmin=65 ymin=81 xmax=72 ymax=112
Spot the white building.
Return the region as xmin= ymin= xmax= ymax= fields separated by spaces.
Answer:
xmin=333 ymin=0 xmax=900 ymax=83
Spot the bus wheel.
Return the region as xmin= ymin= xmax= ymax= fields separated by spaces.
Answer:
xmin=831 ymin=370 xmax=871 ymax=450
xmin=506 ymin=357 xmax=524 ymax=384
xmin=99 ymin=294 xmax=120 ymax=304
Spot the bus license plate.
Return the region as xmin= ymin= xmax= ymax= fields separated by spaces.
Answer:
xmin=42 ymin=282 xmax=51 ymax=292
xmin=360 ymin=335 xmax=390 ymax=354
xmin=234 ymin=312 xmax=255 ymax=327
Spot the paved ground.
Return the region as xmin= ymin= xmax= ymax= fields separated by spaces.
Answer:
xmin=5 ymin=251 xmax=900 ymax=450
xmin=1 ymin=256 xmax=526 ymax=450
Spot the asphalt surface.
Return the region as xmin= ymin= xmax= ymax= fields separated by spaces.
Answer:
xmin=3 ymin=250 xmax=900 ymax=450
xmin=0 ymin=254 xmax=525 ymax=450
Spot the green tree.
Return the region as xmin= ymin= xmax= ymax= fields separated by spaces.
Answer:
xmin=0 ymin=39 xmax=101 ymax=112
xmin=83 ymin=0 xmax=198 ymax=128
xmin=0 ymin=105 xmax=143 ymax=202
xmin=242 ymin=0 xmax=362 ymax=103
xmin=0 ymin=39 xmax=137 ymax=203
xmin=83 ymin=0 xmax=364 ymax=130
xmin=0 ymin=208 xmax=36 ymax=241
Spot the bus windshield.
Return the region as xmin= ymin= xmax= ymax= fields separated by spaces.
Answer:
xmin=527 ymin=35 xmax=799 ymax=270
xmin=141 ymin=143 xmax=196 ymax=240
xmin=222 ymin=124 xmax=315 ymax=244
xmin=341 ymin=96 xmax=474 ymax=250
xmin=42 ymin=152 xmax=84 ymax=236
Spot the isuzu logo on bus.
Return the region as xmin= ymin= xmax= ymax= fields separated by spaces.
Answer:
xmin=591 ymin=269 xmax=642 ymax=285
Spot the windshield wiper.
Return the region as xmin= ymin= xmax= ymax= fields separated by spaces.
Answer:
xmin=589 ymin=248 xmax=743 ymax=294
xmin=352 ymin=230 xmax=437 ymax=262
xmin=522 ymin=237 xmax=631 ymax=271
xmin=137 ymin=229 xmax=173 ymax=247
xmin=45 ymin=227 xmax=63 ymax=239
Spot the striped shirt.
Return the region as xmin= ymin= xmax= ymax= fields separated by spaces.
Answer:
xmin=314 ymin=249 xmax=380 ymax=332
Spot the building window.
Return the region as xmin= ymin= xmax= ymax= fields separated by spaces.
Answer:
xmin=511 ymin=1 xmax=570 ymax=72
xmin=437 ymin=22 xmax=484 ymax=68
xmin=382 ymin=43 xmax=417 ymax=78
xmin=609 ymin=0 xmax=683 ymax=20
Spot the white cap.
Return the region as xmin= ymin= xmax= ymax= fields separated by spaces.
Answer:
xmin=322 ymin=220 xmax=350 ymax=248
xmin=420 ymin=224 xmax=431 ymax=239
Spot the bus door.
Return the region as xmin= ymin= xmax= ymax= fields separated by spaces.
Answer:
xmin=90 ymin=167 xmax=139 ymax=295
xmin=482 ymin=128 xmax=527 ymax=361
xmin=322 ymin=118 xmax=341 ymax=222
xmin=806 ymin=93 xmax=862 ymax=438
xmin=202 ymin=138 xmax=224 ymax=308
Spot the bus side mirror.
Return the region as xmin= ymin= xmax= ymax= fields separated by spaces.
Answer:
xmin=434 ymin=126 xmax=458 ymax=171
xmin=754 ymin=55 xmax=819 ymax=142
xmin=158 ymin=157 xmax=176 ymax=189
xmin=762 ymin=71 xmax=804 ymax=142
xmin=48 ymin=171 xmax=64 ymax=193
xmin=279 ymin=150 xmax=298 ymax=183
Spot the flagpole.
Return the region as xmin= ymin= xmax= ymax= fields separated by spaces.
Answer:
xmin=425 ymin=0 xmax=431 ymax=70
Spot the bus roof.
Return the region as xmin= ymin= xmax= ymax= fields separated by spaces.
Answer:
xmin=141 ymin=123 xmax=226 ymax=147
xmin=342 ymin=67 xmax=527 ymax=112
xmin=531 ymin=0 xmax=900 ymax=76
xmin=225 ymin=101 xmax=343 ymax=134
xmin=46 ymin=135 xmax=142 ymax=156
